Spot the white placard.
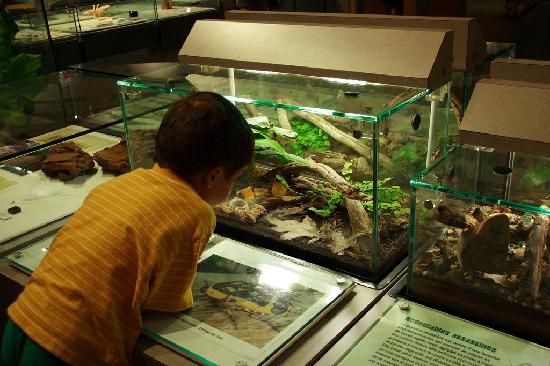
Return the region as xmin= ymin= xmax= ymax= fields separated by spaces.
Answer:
xmin=143 ymin=238 xmax=354 ymax=366
xmin=338 ymin=299 xmax=550 ymax=366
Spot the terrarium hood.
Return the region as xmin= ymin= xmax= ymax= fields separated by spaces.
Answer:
xmin=225 ymin=11 xmax=485 ymax=72
xmin=178 ymin=20 xmax=453 ymax=89
xmin=460 ymin=78 xmax=550 ymax=156
xmin=491 ymin=58 xmax=550 ymax=84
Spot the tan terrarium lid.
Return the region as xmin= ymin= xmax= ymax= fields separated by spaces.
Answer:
xmin=491 ymin=58 xmax=550 ymax=84
xmin=225 ymin=11 xmax=484 ymax=71
xmin=460 ymin=79 xmax=550 ymax=156
xmin=179 ymin=20 xmax=453 ymax=89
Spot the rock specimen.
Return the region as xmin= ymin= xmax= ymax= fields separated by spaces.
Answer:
xmin=41 ymin=142 xmax=95 ymax=181
xmin=93 ymin=141 xmax=130 ymax=175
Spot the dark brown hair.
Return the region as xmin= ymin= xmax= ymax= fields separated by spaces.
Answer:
xmin=155 ymin=92 xmax=254 ymax=178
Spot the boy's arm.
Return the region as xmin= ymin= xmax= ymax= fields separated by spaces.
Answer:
xmin=141 ymin=224 xmax=211 ymax=312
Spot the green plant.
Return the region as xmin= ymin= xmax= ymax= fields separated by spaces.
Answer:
xmin=308 ymin=177 xmax=408 ymax=219
xmin=341 ymin=161 xmax=353 ymax=178
xmin=251 ymin=123 xmax=309 ymax=166
xmin=519 ymin=163 xmax=550 ymax=189
xmin=275 ymin=174 xmax=290 ymax=189
xmin=354 ymin=178 xmax=408 ymax=217
xmin=308 ymin=185 xmax=343 ymax=218
xmin=289 ymin=117 xmax=330 ymax=157
xmin=389 ymin=142 xmax=425 ymax=179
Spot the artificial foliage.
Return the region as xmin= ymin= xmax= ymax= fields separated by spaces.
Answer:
xmin=289 ymin=117 xmax=330 ymax=157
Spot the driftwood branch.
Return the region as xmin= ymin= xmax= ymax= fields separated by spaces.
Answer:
xmin=278 ymin=161 xmax=371 ymax=201
xmin=245 ymin=103 xmax=261 ymax=118
xmin=526 ymin=214 xmax=549 ymax=302
xmin=276 ymin=99 xmax=292 ymax=130
xmin=344 ymin=197 xmax=374 ymax=253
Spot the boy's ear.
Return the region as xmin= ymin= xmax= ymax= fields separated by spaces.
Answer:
xmin=205 ymin=166 xmax=224 ymax=188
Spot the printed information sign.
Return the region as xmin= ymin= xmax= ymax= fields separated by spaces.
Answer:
xmin=338 ymin=299 xmax=549 ymax=366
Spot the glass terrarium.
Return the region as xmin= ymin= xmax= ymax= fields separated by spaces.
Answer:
xmin=120 ymin=68 xmax=449 ymax=282
xmin=409 ymin=144 xmax=550 ymax=345
xmin=121 ymin=20 xmax=452 ymax=281
xmin=409 ymin=77 xmax=550 ymax=344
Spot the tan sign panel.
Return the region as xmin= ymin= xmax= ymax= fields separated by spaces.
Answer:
xmin=179 ymin=20 xmax=453 ymax=89
xmin=225 ymin=11 xmax=484 ymax=71
xmin=460 ymin=79 xmax=550 ymax=156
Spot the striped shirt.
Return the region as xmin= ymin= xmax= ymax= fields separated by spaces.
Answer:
xmin=8 ymin=164 xmax=215 ymax=365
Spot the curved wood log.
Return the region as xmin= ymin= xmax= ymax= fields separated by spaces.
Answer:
xmin=276 ymin=99 xmax=292 ymax=130
xmin=526 ymin=215 xmax=549 ymax=301
xmin=278 ymin=161 xmax=372 ymax=201
xmin=344 ymin=197 xmax=374 ymax=253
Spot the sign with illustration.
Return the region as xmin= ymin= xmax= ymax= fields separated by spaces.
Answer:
xmin=337 ymin=299 xmax=550 ymax=366
xmin=143 ymin=238 xmax=354 ymax=366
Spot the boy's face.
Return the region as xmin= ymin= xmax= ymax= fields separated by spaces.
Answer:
xmin=203 ymin=166 xmax=245 ymax=205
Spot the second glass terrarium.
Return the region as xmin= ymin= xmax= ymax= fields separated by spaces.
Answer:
xmin=409 ymin=78 xmax=550 ymax=345
xmin=120 ymin=20 xmax=452 ymax=281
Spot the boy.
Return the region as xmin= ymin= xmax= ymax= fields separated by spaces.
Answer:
xmin=1 ymin=92 xmax=255 ymax=366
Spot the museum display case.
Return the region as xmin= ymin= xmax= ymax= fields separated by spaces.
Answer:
xmin=3 ymin=1 xmax=80 ymax=71
xmin=0 ymin=69 xmax=128 ymax=161
xmin=73 ymin=0 xmax=157 ymax=33
xmin=154 ymin=0 xmax=220 ymax=19
xmin=0 ymin=69 xmax=135 ymax=252
xmin=120 ymin=20 xmax=453 ymax=281
xmin=408 ymin=79 xmax=550 ymax=345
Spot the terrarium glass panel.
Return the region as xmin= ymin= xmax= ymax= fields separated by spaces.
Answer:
xmin=75 ymin=0 xmax=156 ymax=33
xmin=120 ymin=64 xmax=449 ymax=281
xmin=409 ymin=144 xmax=550 ymax=344
xmin=0 ymin=70 xmax=130 ymax=162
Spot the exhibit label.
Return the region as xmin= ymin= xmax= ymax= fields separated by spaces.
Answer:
xmin=338 ymin=299 xmax=549 ymax=366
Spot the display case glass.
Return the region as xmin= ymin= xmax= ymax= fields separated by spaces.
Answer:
xmin=409 ymin=144 xmax=550 ymax=344
xmin=0 ymin=127 xmax=124 ymax=246
xmin=450 ymin=42 xmax=516 ymax=118
xmin=0 ymin=70 xmax=129 ymax=162
xmin=154 ymin=0 xmax=219 ymax=19
xmin=10 ymin=6 xmax=77 ymax=45
xmin=73 ymin=0 xmax=157 ymax=33
xmin=0 ymin=69 xmax=133 ymax=249
xmin=120 ymin=63 xmax=450 ymax=281
xmin=2 ymin=4 xmax=54 ymax=73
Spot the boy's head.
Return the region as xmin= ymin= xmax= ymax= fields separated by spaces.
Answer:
xmin=155 ymin=92 xmax=254 ymax=205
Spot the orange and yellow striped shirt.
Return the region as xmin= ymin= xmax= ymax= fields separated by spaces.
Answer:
xmin=8 ymin=164 xmax=215 ymax=365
